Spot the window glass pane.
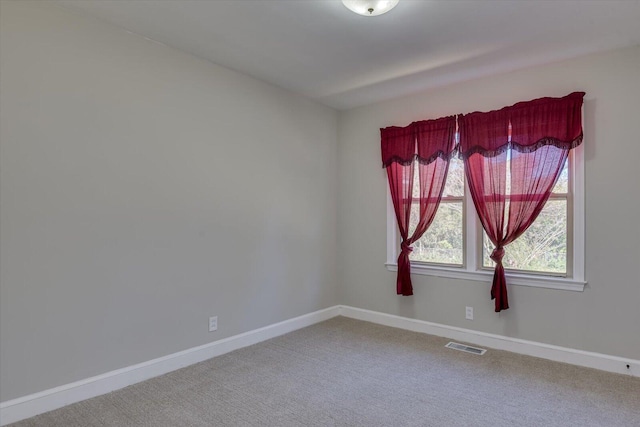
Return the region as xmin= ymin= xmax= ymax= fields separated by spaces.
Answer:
xmin=482 ymin=199 xmax=567 ymax=274
xmin=411 ymin=163 xmax=420 ymax=198
xmin=409 ymin=201 xmax=463 ymax=265
xmin=442 ymin=156 xmax=465 ymax=197
xmin=411 ymin=157 xmax=463 ymax=199
xmin=552 ymin=158 xmax=569 ymax=194
xmin=505 ymin=151 xmax=511 ymax=195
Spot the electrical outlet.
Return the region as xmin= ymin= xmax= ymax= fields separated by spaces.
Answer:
xmin=209 ymin=316 xmax=218 ymax=332
xmin=465 ymin=306 xmax=473 ymax=320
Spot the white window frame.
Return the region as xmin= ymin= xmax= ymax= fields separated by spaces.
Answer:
xmin=385 ymin=144 xmax=586 ymax=292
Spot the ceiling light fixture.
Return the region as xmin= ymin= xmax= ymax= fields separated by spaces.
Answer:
xmin=341 ymin=0 xmax=399 ymax=17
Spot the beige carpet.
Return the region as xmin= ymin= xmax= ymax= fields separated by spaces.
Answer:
xmin=9 ymin=317 xmax=640 ymax=426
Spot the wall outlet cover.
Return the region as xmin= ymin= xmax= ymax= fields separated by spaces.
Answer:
xmin=209 ymin=316 xmax=218 ymax=332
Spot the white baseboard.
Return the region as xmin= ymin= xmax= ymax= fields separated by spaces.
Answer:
xmin=3 ymin=304 xmax=638 ymax=426
xmin=0 ymin=306 xmax=340 ymax=426
xmin=338 ymin=305 xmax=640 ymax=378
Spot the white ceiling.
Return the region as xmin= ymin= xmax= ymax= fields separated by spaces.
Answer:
xmin=55 ymin=0 xmax=640 ymax=110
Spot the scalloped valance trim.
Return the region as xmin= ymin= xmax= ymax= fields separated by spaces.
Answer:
xmin=382 ymin=150 xmax=456 ymax=168
xmin=458 ymin=133 xmax=583 ymax=159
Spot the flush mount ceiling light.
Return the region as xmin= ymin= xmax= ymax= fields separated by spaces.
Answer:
xmin=341 ymin=0 xmax=399 ymax=17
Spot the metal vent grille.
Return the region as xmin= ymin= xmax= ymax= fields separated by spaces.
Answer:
xmin=445 ymin=342 xmax=487 ymax=355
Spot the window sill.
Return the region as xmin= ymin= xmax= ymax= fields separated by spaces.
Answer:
xmin=384 ymin=263 xmax=586 ymax=292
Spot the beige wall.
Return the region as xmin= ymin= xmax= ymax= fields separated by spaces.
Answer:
xmin=0 ymin=2 xmax=338 ymax=401
xmin=337 ymin=45 xmax=640 ymax=361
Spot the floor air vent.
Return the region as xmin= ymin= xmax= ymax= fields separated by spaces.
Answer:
xmin=445 ymin=342 xmax=487 ymax=355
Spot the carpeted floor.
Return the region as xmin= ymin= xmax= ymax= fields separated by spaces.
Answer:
xmin=9 ymin=317 xmax=640 ymax=426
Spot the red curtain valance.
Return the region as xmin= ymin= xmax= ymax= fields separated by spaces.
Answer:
xmin=381 ymin=116 xmax=456 ymax=167
xmin=458 ymin=92 xmax=584 ymax=158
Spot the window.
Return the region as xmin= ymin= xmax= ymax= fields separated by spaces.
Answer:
xmin=481 ymin=156 xmax=569 ymax=275
xmin=409 ymin=156 xmax=464 ymax=266
xmin=387 ymin=145 xmax=585 ymax=291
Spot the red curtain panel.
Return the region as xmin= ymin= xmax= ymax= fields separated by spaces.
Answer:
xmin=458 ymin=92 xmax=584 ymax=312
xmin=381 ymin=116 xmax=457 ymax=295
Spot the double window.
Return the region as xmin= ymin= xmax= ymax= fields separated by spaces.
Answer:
xmin=387 ymin=146 xmax=585 ymax=291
